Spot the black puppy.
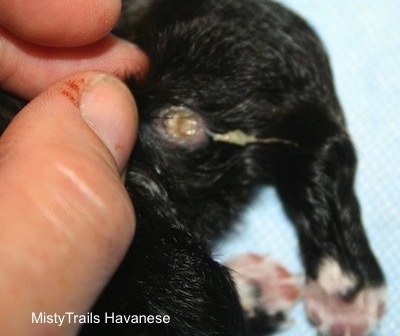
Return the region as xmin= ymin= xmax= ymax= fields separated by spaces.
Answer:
xmin=0 ymin=0 xmax=386 ymax=335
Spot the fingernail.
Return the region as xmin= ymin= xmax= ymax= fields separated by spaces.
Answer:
xmin=79 ymin=74 xmax=137 ymax=173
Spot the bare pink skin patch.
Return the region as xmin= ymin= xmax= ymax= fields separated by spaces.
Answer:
xmin=225 ymin=253 xmax=302 ymax=327
xmin=304 ymin=258 xmax=386 ymax=336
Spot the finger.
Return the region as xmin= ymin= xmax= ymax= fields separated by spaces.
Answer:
xmin=0 ymin=71 xmax=137 ymax=335
xmin=0 ymin=0 xmax=121 ymax=47
xmin=0 ymin=28 xmax=149 ymax=100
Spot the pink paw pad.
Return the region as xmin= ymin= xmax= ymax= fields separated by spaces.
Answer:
xmin=304 ymin=258 xmax=386 ymax=336
xmin=226 ymin=253 xmax=302 ymax=319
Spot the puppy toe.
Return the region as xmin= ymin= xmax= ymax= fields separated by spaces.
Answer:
xmin=226 ymin=253 xmax=302 ymax=332
xmin=304 ymin=258 xmax=386 ymax=336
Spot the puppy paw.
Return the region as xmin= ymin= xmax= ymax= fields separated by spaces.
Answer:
xmin=304 ymin=258 xmax=386 ymax=336
xmin=226 ymin=253 xmax=302 ymax=330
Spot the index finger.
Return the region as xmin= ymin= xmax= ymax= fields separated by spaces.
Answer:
xmin=0 ymin=28 xmax=149 ymax=100
xmin=0 ymin=0 xmax=121 ymax=47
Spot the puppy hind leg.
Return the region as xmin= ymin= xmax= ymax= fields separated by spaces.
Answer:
xmin=274 ymin=133 xmax=386 ymax=336
xmin=81 ymin=167 xmax=247 ymax=336
xmin=80 ymin=225 xmax=246 ymax=336
xmin=226 ymin=253 xmax=302 ymax=335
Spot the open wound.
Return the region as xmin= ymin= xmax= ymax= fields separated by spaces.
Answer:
xmin=158 ymin=105 xmax=298 ymax=148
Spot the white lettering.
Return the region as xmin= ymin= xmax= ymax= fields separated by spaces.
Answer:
xmin=32 ymin=312 xmax=101 ymax=326
xmin=57 ymin=314 xmax=65 ymax=327
xmin=104 ymin=313 xmax=170 ymax=324
xmin=32 ymin=312 xmax=43 ymax=323
xmin=31 ymin=312 xmax=65 ymax=326
xmin=105 ymin=312 xmax=115 ymax=323
xmin=32 ymin=311 xmax=169 ymax=325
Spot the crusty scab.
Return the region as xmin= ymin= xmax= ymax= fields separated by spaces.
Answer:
xmin=157 ymin=105 xmax=299 ymax=148
xmin=157 ymin=105 xmax=209 ymax=148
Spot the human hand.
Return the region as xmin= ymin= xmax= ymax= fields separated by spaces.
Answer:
xmin=0 ymin=71 xmax=138 ymax=336
xmin=0 ymin=0 xmax=148 ymax=100
xmin=0 ymin=1 xmax=148 ymax=335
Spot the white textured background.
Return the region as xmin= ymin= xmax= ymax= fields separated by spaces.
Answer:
xmin=214 ymin=1 xmax=400 ymax=335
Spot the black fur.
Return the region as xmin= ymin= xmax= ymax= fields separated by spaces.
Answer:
xmin=0 ymin=0 xmax=385 ymax=335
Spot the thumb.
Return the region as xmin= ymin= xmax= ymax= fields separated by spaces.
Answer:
xmin=0 ymin=72 xmax=137 ymax=335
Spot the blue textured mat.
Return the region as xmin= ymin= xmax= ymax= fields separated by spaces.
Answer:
xmin=214 ymin=1 xmax=400 ymax=334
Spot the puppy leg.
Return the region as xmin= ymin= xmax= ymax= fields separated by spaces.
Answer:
xmin=80 ymin=172 xmax=246 ymax=336
xmin=226 ymin=253 xmax=302 ymax=335
xmin=275 ymin=131 xmax=386 ymax=336
xmin=81 ymin=229 xmax=246 ymax=336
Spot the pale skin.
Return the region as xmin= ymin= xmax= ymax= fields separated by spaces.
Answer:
xmin=0 ymin=1 xmax=149 ymax=335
